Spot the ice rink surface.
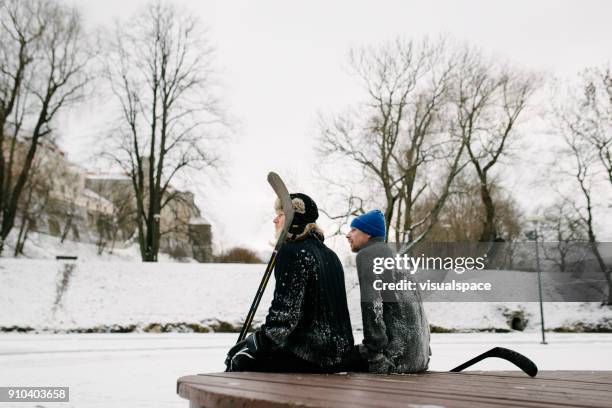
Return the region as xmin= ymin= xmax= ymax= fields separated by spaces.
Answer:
xmin=0 ymin=332 xmax=611 ymax=408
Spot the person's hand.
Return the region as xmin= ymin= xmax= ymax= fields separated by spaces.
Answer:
xmin=225 ymin=331 xmax=266 ymax=371
xmin=225 ymin=339 xmax=247 ymax=366
xmin=369 ymin=353 xmax=396 ymax=374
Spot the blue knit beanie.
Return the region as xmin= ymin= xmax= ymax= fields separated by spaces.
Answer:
xmin=350 ymin=210 xmax=386 ymax=238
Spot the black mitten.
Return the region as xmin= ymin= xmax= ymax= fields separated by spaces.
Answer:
xmin=225 ymin=331 xmax=270 ymax=371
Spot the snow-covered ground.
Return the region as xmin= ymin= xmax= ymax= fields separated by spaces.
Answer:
xmin=2 ymin=245 xmax=611 ymax=407
xmin=0 ymin=259 xmax=273 ymax=332
xmin=0 ymin=332 xmax=610 ymax=408
xmin=0 ymin=231 xmax=181 ymax=263
xmin=1 ymin=258 xmax=610 ymax=333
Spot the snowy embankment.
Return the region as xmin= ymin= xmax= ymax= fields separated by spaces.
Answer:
xmin=1 ymin=258 xmax=610 ymax=333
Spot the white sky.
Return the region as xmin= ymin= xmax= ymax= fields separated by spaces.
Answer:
xmin=59 ymin=0 xmax=612 ymax=251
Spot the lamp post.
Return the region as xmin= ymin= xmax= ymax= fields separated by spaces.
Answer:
xmin=526 ymin=216 xmax=547 ymax=345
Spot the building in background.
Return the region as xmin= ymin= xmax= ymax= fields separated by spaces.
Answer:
xmin=12 ymin=141 xmax=213 ymax=262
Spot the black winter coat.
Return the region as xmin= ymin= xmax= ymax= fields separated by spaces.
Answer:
xmin=261 ymin=231 xmax=354 ymax=367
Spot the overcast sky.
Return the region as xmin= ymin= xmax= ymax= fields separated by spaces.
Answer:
xmin=59 ymin=0 xmax=612 ymax=252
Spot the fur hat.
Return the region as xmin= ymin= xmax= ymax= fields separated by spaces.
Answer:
xmin=275 ymin=192 xmax=319 ymax=236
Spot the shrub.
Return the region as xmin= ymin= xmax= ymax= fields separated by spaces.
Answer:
xmin=215 ymin=247 xmax=262 ymax=263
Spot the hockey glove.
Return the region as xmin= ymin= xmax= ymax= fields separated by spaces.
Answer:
xmin=225 ymin=331 xmax=267 ymax=372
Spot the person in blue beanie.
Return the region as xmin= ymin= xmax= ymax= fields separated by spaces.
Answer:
xmin=345 ymin=210 xmax=431 ymax=373
xmin=349 ymin=209 xmax=387 ymax=240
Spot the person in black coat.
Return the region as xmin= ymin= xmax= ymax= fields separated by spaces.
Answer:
xmin=226 ymin=193 xmax=354 ymax=372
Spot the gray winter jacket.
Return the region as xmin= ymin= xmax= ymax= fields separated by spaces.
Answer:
xmin=356 ymin=237 xmax=431 ymax=373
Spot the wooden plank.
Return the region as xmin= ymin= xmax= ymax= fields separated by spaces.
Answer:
xmin=451 ymin=370 xmax=612 ymax=384
xmin=185 ymin=372 xmax=611 ymax=408
xmin=221 ymin=370 xmax=612 ymax=393
xmin=179 ymin=375 xmax=521 ymax=408
xmin=411 ymin=372 xmax=612 ymax=393
xmin=178 ymin=371 xmax=612 ymax=408
xmin=353 ymin=371 xmax=612 ymax=393
xmin=218 ymin=373 xmax=610 ymax=404
xmin=180 ymin=381 xmax=358 ymax=408
xmin=345 ymin=372 xmax=612 ymax=405
xmin=420 ymin=370 xmax=612 ymax=383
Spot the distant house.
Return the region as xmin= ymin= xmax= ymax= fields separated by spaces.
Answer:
xmin=15 ymin=141 xmax=213 ymax=262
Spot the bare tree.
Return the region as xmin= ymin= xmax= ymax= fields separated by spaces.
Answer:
xmin=85 ymin=179 xmax=136 ymax=254
xmin=318 ymin=37 xmax=466 ymax=247
xmin=540 ymin=200 xmax=588 ymax=273
xmin=553 ymin=69 xmax=612 ymax=304
xmin=0 ymin=0 xmax=91 ymax=253
xmin=564 ymin=67 xmax=612 ymax=188
xmin=564 ymin=133 xmax=611 ymax=304
xmin=157 ymin=190 xmax=198 ymax=256
xmin=59 ymin=193 xmax=77 ymax=244
xmin=103 ymin=1 xmax=225 ymax=262
xmin=90 ymin=195 xmax=131 ymax=255
xmin=452 ymin=47 xmax=539 ymax=242
xmin=13 ymin=150 xmax=54 ymax=255
xmin=317 ymin=195 xmax=366 ymax=238
xmin=107 ymin=195 xmax=136 ymax=253
xmin=418 ymin=172 xmax=522 ymax=243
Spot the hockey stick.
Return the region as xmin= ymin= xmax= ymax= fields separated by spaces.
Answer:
xmin=235 ymin=172 xmax=295 ymax=344
xmin=450 ymin=347 xmax=538 ymax=377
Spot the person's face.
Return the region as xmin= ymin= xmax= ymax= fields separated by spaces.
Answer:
xmin=346 ymin=227 xmax=371 ymax=252
xmin=273 ymin=211 xmax=285 ymax=235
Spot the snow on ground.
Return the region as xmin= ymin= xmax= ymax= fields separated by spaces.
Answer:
xmin=1 ymin=253 xmax=611 ymax=407
xmin=0 ymin=259 xmax=272 ymax=331
xmin=0 ymin=231 xmax=180 ymax=263
xmin=0 ymin=332 xmax=610 ymax=408
xmin=1 ymin=258 xmax=611 ymax=332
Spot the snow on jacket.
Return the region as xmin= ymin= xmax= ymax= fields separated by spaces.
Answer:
xmin=356 ymin=236 xmax=431 ymax=373
xmin=261 ymin=230 xmax=354 ymax=367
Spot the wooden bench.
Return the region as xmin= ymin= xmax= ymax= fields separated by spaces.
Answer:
xmin=177 ymin=371 xmax=612 ymax=407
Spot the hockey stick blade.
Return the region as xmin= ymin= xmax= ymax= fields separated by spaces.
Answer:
xmin=267 ymin=172 xmax=295 ymax=247
xmin=450 ymin=347 xmax=538 ymax=377
xmin=234 ymin=172 xmax=294 ymax=345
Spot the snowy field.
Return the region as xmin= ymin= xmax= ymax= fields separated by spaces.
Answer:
xmin=0 ymin=332 xmax=611 ymax=408
xmin=2 ymin=258 xmax=611 ymax=333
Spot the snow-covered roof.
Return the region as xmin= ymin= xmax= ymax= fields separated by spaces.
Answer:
xmin=189 ymin=216 xmax=210 ymax=225
xmin=85 ymin=172 xmax=130 ymax=181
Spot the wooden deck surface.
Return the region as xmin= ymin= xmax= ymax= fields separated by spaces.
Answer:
xmin=177 ymin=371 xmax=612 ymax=408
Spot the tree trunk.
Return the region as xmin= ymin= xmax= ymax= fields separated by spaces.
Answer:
xmin=60 ymin=212 xmax=74 ymax=244
xmin=14 ymin=218 xmax=31 ymax=256
xmin=478 ymin=175 xmax=497 ymax=242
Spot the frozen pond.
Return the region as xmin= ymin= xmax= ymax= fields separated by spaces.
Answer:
xmin=0 ymin=332 xmax=611 ymax=407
